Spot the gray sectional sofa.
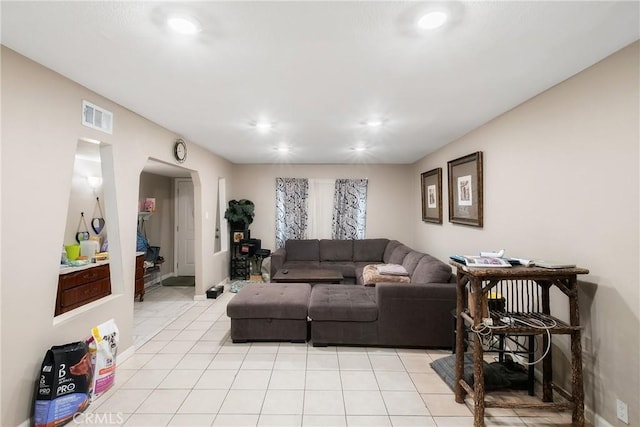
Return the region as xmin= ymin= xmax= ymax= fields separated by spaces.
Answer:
xmin=264 ymin=238 xmax=457 ymax=348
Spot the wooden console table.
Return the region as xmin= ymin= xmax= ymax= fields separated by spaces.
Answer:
xmin=450 ymin=261 xmax=589 ymax=427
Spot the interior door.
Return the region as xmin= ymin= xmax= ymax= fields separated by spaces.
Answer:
xmin=176 ymin=179 xmax=196 ymax=276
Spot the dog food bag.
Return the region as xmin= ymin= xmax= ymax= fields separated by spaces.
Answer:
xmin=33 ymin=341 xmax=91 ymax=427
xmin=87 ymin=319 xmax=119 ymax=402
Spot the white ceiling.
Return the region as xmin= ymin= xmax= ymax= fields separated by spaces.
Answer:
xmin=2 ymin=1 xmax=638 ymax=165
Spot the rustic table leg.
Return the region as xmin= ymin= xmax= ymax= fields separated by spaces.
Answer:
xmin=454 ymin=271 xmax=466 ymax=403
xmin=568 ymin=277 xmax=585 ymax=426
xmin=541 ymin=281 xmax=553 ymax=402
xmin=472 ymin=277 xmax=485 ymax=427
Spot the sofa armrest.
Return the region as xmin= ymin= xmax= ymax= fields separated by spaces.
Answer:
xmin=375 ymin=282 xmax=457 ymax=348
xmin=270 ymin=248 xmax=286 ymax=278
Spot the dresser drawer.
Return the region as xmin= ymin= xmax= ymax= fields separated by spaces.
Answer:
xmin=58 ymin=278 xmax=111 ymax=313
xmin=59 ymin=264 xmax=110 ymax=289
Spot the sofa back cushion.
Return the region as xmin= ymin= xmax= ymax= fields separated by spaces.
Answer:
xmin=388 ymin=245 xmax=411 ymax=265
xmin=353 ymin=238 xmax=389 ymax=262
xmin=285 ymin=239 xmax=320 ymax=261
xmin=383 ymin=240 xmax=402 ymax=263
xmin=411 ymin=254 xmax=453 ymax=284
xmin=319 ymin=239 xmax=353 ymax=261
xmin=401 ymin=251 xmax=426 ymax=276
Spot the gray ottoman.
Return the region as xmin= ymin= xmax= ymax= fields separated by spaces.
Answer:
xmin=308 ymin=284 xmax=378 ymax=346
xmin=226 ymin=283 xmax=311 ymax=343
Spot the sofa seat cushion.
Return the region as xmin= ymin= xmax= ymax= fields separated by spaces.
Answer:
xmin=320 ymin=239 xmax=353 ymax=261
xmin=362 ymin=264 xmax=411 ymax=286
xmin=353 ymin=239 xmax=388 ymax=262
xmin=319 ymin=261 xmax=356 ymax=278
xmin=411 ymin=255 xmax=453 ymax=284
xmin=309 ymin=285 xmax=377 ymax=322
xmin=285 ymin=239 xmax=320 ymax=261
xmin=227 ymin=283 xmax=311 ymax=319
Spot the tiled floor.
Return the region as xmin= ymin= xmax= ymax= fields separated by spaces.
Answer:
xmin=88 ymin=287 xmax=583 ymax=427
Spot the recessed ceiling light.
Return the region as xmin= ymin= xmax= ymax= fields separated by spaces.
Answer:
xmin=167 ymin=15 xmax=201 ymax=35
xmin=276 ymin=145 xmax=289 ymax=153
xmin=417 ymin=11 xmax=448 ymax=30
xmin=352 ymin=146 xmax=366 ymax=152
xmin=255 ymin=120 xmax=273 ymax=132
xmin=365 ymin=119 xmax=383 ymax=128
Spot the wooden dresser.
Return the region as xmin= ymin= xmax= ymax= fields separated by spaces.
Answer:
xmin=135 ymin=253 xmax=145 ymax=301
xmin=55 ymin=263 xmax=111 ymax=316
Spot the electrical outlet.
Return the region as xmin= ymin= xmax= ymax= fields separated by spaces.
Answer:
xmin=616 ymin=399 xmax=629 ymax=424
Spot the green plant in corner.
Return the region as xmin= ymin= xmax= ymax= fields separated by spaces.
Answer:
xmin=224 ymin=199 xmax=255 ymax=230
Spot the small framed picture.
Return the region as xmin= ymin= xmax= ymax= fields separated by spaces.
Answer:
xmin=421 ymin=168 xmax=442 ymax=224
xmin=233 ymin=231 xmax=245 ymax=243
xmin=448 ymin=151 xmax=483 ymax=227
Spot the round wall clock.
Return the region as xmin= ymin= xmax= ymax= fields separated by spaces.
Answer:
xmin=174 ymin=138 xmax=187 ymax=163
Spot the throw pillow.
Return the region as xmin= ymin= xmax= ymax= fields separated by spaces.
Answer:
xmin=362 ymin=264 xmax=411 ymax=286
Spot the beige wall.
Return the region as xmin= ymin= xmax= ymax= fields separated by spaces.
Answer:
xmin=230 ymin=164 xmax=415 ymax=252
xmin=138 ymin=172 xmax=175 ymax=279
xmin=412 ymin=42 xmax=639 ymax=425
xmin=0 ymin=46 xmax=233 ymax=426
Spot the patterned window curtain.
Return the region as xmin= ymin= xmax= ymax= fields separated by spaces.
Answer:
xmin=275 ymin=178 xmax=309 ymax=248
xmin=332 ymin=179 xmax=368 ymax=240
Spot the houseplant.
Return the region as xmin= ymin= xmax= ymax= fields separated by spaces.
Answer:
xmin=224 ymin=199 xmax=255 ymax=230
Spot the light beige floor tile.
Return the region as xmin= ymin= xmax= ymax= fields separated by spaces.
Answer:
xmin=200 ymin=328 xmax=231 ymax=342
xmin=382 ymin=391 xmax=429 ymax=416
xmin=167 ymin=413 xmax=216 ymax=426
xmin=173 ymin=329 xmax=207 ymax=341
xmin=485 ymin=416 xmax=527 ymax=426
xmin=142 ymin=353 xmax=184 ymax=370
xmin=158 ymin=340 xmax=197 ymax=354
xmin=341 ymin=371 xmax=379 ymax=391
xmin=307 ymin=345 xmax=338 ymax=354
xmin=249 ymin=343 xmax=280 ymax=354
xmin=92 ymin=389 xmax=152 ymax=413
xmin=269 ymin=369 xmax=306 ymax=390
xmin=218 ymin=342 xmax=251 ymax=354
xmin=210 ymin=353 xmax=245 ymax=370
xmin=231 ymin=369 xmax=271 ymax=389
xmin=349 ymin=415 xmax=395 ymax=426
xmin=389 ymin=415 xmax=437 ymax=426
xmin=219 ymin=389 xmax=267 ymax=414
xmin=178 ymin=389 xmax=228 ymax=414
xmin=120 ymin=369 xmax=170 ymax=389
xmin=375 ymin=371 xmax=416 ymax=391
xmin=302 ymin=415 xmax=347 ymax=426
xmin=188 ymin=341 xmax=222 ymax=354
xmin=343 ymin=390 xmax=387 ymax=416
xmin=304 ymin=390 xmax=346 ymax=415
xmin=399 ymin=355 xmax=432 ymax=373
xmin=408 ymin=373 xmax=451 ymax=394
xmin=136 ymin=389 xmax=190 ymax=414
xmin=307 ymin=353 xmax=340 ymax=370
xmin=366 ymin=347 xmax=397 ymax=355
xmin=306 ymin=370 xmax=342 ymax=390
xmin=258 ymin=414 xmax=302 ymax=426
xmin=185 ymin=320 xmax=214 ymax=331
xmin=261 ymin=390 xmax=305 ymax=414
xmin=421 ymin=394 xmax=471 ymax=417
xmin=278 ymin=342 xmax=309 ymax=354
xmin=194 ymin=369 xmax=237 ymax=389
xmin=124 ymin=413 xmax=173 ymax=426
xmin=137 ymin=340 xmax=169 ymax=354
xmin=164 ymin=319 xmax=191 ymax=331
xmin=241 ymin=352 xmax=277 ymax=370
xmin=152 ymin=329 xmax=182 ymax=341
xmin=175 ymin=352 xmax=216 ymax=370
xmin=71 ymin=412 xmax=131 ymax=426
xmin=339 ymin=353 xmax=372 ymax=370
xmin=369 ymin=355 xmax=405 ymax=371
xmin=395 ymin=348 xmax=429 ymax=356
xmin=118 ymin=353 xmax=154 ymax=370
xmin=212 ymin=414 xmax=260 ymax=426
xmin=273 ymin=353 xmax=307 ymax=370
xmin=158 ymin=369 xmax=204 ymax=389
xmin=431 ymin=416 xmax=475 ymax=426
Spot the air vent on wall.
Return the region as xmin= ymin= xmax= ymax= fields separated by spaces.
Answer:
xmin=82 ymin=100 xmax=113 ymax=134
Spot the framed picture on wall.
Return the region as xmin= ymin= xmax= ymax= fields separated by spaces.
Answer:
xmin=447 ymin=151 xmax=483 ymax=227
xmin=421 ymin=168 xmax=442 ymax=224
